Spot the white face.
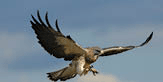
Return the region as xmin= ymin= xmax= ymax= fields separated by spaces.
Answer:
xmin=93 ymin=55 xmax=99 ymax=60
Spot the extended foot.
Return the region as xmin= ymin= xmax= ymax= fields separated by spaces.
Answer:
xmin=90 ymin=67 xmax=99 ymax=76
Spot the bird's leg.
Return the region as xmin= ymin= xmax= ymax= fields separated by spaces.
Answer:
xmin=90 ymin=65 xmax=93 ymax=68
xmin=89 ymin=65 xmax=99 ymax=76
xmin=90 ymin=68 xmax=99 ymax=76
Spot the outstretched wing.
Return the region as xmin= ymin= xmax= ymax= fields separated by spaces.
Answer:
xmin=100 ymin=32 xmax=153 ymax=56
xmin=30 ymin=11 xmax=86 ymax=60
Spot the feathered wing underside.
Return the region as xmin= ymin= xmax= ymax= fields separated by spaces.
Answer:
xmin=30 ymin=11 xmax=86 ymax=60
xmin=100 ymin=32 xmax=153 ymax=56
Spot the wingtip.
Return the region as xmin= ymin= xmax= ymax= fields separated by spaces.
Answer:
xmin=37 ymin=10 xmax=40 ymax=18
xmin=37 ymin=10 xmax=48 ymax=27
xmin=31 ymin=14 xmax=34 ymax=19
xmin=37 ymin=10 xmax=41 ymax=19
xmin=55 ymin=19 xmax=62 ymax=33
xmin=45 ymin=11 xmax=48 ymax=16
xmin=37 ymin=10 xmax=40 ymax=14
xmin=151 ymin=32 xmax=153 ymax=36
xmin=30 ymin=20 xmax=33 ymax=24
xmin=148 ymin=32 xmax=153 ymax=41
xmin=31 ymin=14 xmax=40 ymax=24
xmin=31 ymin=14 xmax=33 ymax=17
xmin=45 ymin=12 xmax=54 ymax=29
xmin=55 ymin=19 xmax=58 ymax=24
xmin=139 ymin=32 xmax=153 ymax=47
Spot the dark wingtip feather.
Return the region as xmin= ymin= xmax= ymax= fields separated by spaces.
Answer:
xmin=45 ymin=12 xmax=53 ymax=28
xmin=30 ymin=20 xmax=34 ymax=25
xmin=31 ymin=14 xmax=36 ymax=22
xmin=31 ymin=14 xmax=34 ymax=18
xmin=139 ymin=32 xmax=153 ymax=47
xmin=30 ymin=20 xmax=35 ymax=29
xmin=30 ymin=20 xmax=33 ymax=24
xmin=37 ymin=10 xmax=47 ymax=27
xmin=55 ymin=19 xmax=62 ymax=33
xmin=31 ymin=14 xmax=40 ymax=25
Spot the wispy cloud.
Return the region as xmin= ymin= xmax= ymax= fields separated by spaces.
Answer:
xmin=77 ymin=73 xmax=120 ymax=82
xmin=0 ymin=32 xmax=37 ymax=61
xmin=0 ymin=31 xmax=46 ymax=70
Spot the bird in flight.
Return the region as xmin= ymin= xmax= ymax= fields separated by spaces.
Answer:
xmin=30 ymin=11 xmax=153 ymax=82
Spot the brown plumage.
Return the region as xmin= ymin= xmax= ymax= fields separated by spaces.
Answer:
xmin=30 ymin=10 xmax=153 ymax=82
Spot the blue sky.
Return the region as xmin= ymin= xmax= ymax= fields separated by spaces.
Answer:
xmin=0 ymin=0 xmax=163 ymax=82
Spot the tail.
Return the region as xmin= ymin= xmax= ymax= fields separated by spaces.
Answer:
xmin=47 ymin=67 xmax=67 ymax=81
xmin=47 ymin=66 xmax=77 ymax=81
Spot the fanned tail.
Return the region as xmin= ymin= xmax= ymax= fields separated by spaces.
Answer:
xmin=47 ymin=66 xmax=77 ymax=81
xmin=47 ymin=67 xmax=67 ymax=81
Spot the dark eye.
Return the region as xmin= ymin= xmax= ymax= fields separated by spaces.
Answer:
xmin=94 ymin=50 xmax=101 ymax=55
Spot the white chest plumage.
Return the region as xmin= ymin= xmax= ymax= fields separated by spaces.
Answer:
xmin=72 ymin=56 xmax=85 ymax=75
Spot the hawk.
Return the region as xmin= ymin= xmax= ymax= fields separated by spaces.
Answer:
xmin=30 ymin=11 xmax=153 ymax=82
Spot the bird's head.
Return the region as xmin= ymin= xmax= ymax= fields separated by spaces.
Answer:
xmin=93 ymin=49 xmax=101 ymax=55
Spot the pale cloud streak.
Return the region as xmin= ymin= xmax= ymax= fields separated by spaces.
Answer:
xmin=0 ymin=32 xmax=37 ymax=61
xmin=77 ymin=73 xmax=120 ymax=82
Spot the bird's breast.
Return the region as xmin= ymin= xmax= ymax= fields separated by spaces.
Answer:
xmin=72 ymin=56 xmax=85 ymax=75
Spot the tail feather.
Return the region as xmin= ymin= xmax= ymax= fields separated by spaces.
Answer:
xmin=47 ymin=66 xmax=77 ymax=81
